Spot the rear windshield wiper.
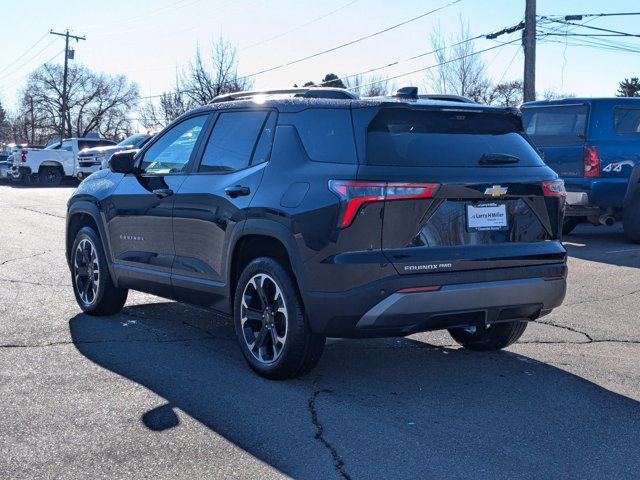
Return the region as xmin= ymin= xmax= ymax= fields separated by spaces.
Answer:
xmin=479 ymin=153 xmax=520 ymax=165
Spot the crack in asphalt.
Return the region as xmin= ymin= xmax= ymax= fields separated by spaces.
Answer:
xmin=11 ymin=205 xmax=65 ymax=219
xmin=308 ymin=377 xmax=351 ymax=480
xmin=560 ymin=287 xmax=640 ymax=308
xmin=0 ymin=337 xmax=225 ymax=349
xmin=537 ymin=319 xmax=594 ymax=342
xmin=0 ymin=250 xmax=53 ymax=266
xmin=0 ymin=276 xmax=69 ymax=288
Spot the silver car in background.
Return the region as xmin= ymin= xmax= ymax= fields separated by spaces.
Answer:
xmin=75 ymin=133 xmax=154 ymax=180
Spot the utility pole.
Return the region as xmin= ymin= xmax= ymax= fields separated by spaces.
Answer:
xmin=49 ymin=30 xmax=86 ymax=140
xmin=29 ymin=95 xmax=34 ymax=143
xmin=523 ymin=0 xmax=536 ymax=102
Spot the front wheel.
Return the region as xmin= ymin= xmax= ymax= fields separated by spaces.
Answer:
xmin=448 ymin=321 xmax=528 ymax=351
xmin=234 ymin=257 xmax=325 ymax=379
xmin=71 ymin=226 xmax=128 ymax=315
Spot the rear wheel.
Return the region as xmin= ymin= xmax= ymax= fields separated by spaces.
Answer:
xmin=71 ymin=226 xmax=128 ymax=315
xmin=234 ymin=257 xmax=325 ymax=379
xmin=448 ymin=321 xmax=528 ymax=351
xmin=623 ymin=190 xmax=640 ymax=243
xmin=39 ymin=166 xmax=63 ymax=187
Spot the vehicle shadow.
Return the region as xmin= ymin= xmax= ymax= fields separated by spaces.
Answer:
xmin=564 ymin=223 xmax=640 ymax=268
xmin=69 ymin=301 xmax=640 ymax=479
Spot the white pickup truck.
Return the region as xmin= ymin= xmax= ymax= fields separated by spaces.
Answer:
xmin=10 ymin=137 xmax=116 ymax=186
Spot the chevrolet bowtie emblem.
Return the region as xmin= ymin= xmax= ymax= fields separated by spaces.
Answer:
xmin=484 ymin=185 xmax=508 ymax=197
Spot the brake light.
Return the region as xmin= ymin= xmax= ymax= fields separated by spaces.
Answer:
xmin=542 ymin=180 xmax=567 ymax=198
xmin=329 ymin=180 xmax=439 ymax=227
xmin=584 ymin=146 xmax=600 ymax=178
xmin=21 ymin=149 xmax=27 ymax=163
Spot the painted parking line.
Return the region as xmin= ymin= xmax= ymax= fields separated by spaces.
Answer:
xmin=605 ymin=247 xmax=640 ymax=254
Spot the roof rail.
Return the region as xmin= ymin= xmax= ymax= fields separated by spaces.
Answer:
xmin=209 ymin=87 xmax=358 ymax=103
xmin=418 ymin=94 xmax=476 ymax=104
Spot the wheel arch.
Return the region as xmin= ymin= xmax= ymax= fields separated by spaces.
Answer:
xmin=39 ymin=161 xmax=64 ymax=171
xmin=66 ymin=201 xmax=117 ymax=284
xmin=228 ymin=219 xmax=306 ymax=311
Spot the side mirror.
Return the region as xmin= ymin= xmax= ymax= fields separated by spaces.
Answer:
xmin=109 ymin=150 xmax=137 ymax=174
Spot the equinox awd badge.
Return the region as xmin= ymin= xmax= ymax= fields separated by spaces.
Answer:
xmin=484 ymin=185 xmax=508 ymax=197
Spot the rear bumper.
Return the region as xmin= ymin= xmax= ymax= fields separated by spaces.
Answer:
xmin=303 ymin=262 xmax=567 ymax=337
xmin=357 ymin=278 xmax=565 ymax=332
xmin=564 ymin=178 xmax=628 ymax=214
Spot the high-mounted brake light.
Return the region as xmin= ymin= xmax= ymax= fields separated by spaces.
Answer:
xmin=328 ymin=180 xmax=440 ymax=227
xmin=584 ymin=146 xmax=600 ymax=178
xmin=542 ymin=180 xmax=567 ymax=198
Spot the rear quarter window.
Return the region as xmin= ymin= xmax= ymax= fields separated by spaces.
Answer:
xmin=614 ymin=107 xmax=640 ymax=134
xmin=285 ymin=108 xmax=357 ymax=164
xmin=521 ymin=104 xmax=588 ymax=147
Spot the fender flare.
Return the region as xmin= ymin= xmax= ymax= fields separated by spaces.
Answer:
xmin=225 ymin=218 xmax=307 ymax=292
xmin=66 ymin=200 xmax=118 ymax=283
xmin=623 ymin=163 xmax=640 ymax=207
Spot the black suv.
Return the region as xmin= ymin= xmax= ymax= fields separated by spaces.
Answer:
xmin=66 ymin=87 xmax=568 ymax=379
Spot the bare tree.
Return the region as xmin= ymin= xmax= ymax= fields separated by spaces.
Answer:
xmin=15 ymin=63 xmax=139 ymax=142
xmin=344 ymin=75 xmax=396 ymax=97
xmin=181 ymin=38 xmax=253 ymax=105
xmin=139 ymin=38 xmax=251 ymax=130
xmin=426 ymin=18 xmax=489 ymax=101
xmin=139 ymin=88 xmax=195 ymax=131
xmin=541 ymin=87 xmax=575 ymax=101
xmin=491 ymin=80 xmax=523 ymax=106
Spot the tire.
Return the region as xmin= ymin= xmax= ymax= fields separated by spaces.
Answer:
xmin=562 ymin=217 xmax=580 ymax=236
xmin=448 ymin=321 xmax=528 ymax=351
xmin=623 ymin=190 xmax=640 ymax=243
xmin=38 ymin=166 xmax=62 ymax=187
xmin=71 ymin=226 xmax=128 ymax=316
xmin=233 ymin=257 xmax=325 ymax=379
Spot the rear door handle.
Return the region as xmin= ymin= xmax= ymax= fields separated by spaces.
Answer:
xmin=225 ymin=185 xmax=250 ymax=198
xmin=153 ymin=188 xmax=174 ymax=198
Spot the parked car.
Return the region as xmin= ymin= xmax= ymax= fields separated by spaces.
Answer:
xmin=65 ymin=87 xmax=568 ymax=379
xmin=76 ymin=133 xmax=154 ymax=180
xmin=0 ymin=155 xmax=11 ymax=181
xmin=521 ymin=98 xmax=640 ymax=239
xmin=10 ymin=137 xmax=116 ymax=186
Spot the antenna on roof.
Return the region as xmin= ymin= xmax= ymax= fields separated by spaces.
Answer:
xmin=395 ymin=86 xmax=419 ymax=100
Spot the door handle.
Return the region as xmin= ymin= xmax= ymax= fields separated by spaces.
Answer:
xmin=153 ymin=188 xmax=174 ymax=198
xmin=225 ymin=185 xmax=250 ymax=198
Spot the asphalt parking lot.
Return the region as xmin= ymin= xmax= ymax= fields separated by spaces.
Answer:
xmin=1 ymin=183 xmax=639 ymax=480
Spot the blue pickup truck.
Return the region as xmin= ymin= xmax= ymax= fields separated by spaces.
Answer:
xmin=521 ymin=98 xmax=640 ymax=240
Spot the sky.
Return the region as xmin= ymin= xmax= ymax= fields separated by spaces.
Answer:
xmin=1 ymin=0 xmax=639 ymax=114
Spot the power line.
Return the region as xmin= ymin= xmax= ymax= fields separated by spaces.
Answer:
xmin=0 ymin=38 xmax=57 ymax=83
xmin=240 ymin=0 xmax=360 ymax=51
xmin=542 ymin=12 xmax=640 ymax=19
xmin=347 ymin=38 xmax=520 ymax=91
xmin=235 ymin=0 xmax=464 ymax=82
xmin=0 ymin=32 xmax=50 ymax=76
xmin=0 ymin=49 xmax=65 ymax=91
xmin=539 ymin=16 xmax=640 ymax=38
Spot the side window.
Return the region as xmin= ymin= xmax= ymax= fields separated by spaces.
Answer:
xmin=61 ymin=141 xmax=73 ymax=152
xmin=78 ymin=140 xmax=98 ymax=150
xmin=199 ymin=111 xmax=268 ymax=173
xmin=614 ymin=108 xmax=640 ymax=134
xmin=289 ymin=109 xmax=357 ymax=164
xmin=521 ymin=105 xmax=588 ymax=147
xmin=140 ymin=115 xmax=208 ymax=174
xmin=251 ymin=113 xmax=277 ymax=165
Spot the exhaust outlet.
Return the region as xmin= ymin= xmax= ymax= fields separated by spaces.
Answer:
xmin=599 ymin=215 xmax=615 ymax=227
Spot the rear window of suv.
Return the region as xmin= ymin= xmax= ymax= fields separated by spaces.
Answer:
xmin=614 ymin=108 xmax=640 ymax=134
xmin=366 ymin=108 xmax=544 ymax=167
xmin=521 ymin=104 xmax=588 ymax=147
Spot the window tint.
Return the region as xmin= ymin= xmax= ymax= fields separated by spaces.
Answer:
xmin=614 ymin=108 xmax=640 ymax=134
xmin=199 ymin=111 xmax=268 ymax=173
xmin=521 ymin=105 xmax=588 ymax=146
xmin=140 ymin=115 xmax=207 ymax=174
xmin=291 ymin=109 xmax=357 ymax=164
xmin=251 ymin=113 xmax=277 ymax=165
xmin=366 ymin=108 xmax=544 ymax=167
xmin=61 ymin=141 xmax=73 ymax=151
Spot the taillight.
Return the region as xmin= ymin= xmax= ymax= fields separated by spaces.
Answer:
xmin=542 ymin=180 xmax=567 ymax=198
xmin=21 ymin=149 xmax=27 ymax=163
xmin=584 ymin=146 xmax=600 ymax=178
xmin=328 ymin=180 xmax=439 ymax=228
